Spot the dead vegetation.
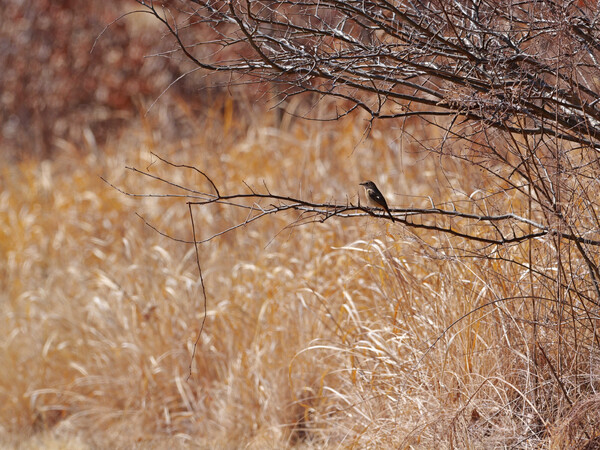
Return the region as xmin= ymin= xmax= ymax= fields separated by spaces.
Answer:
xmin=3 ymin=0 xmax=600 ymax=448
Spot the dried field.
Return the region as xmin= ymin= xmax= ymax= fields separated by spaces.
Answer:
xmin=2 ymin=3 xmax=599 ymax=447
xmin=1 ymin=94 xmax=586 ymax=448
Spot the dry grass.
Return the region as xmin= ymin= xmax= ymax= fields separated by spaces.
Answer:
xmin=1 ymin=94 xmax=596 ymax=449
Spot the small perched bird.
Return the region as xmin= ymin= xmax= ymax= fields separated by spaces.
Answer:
xmin=360 ymin=180 xmax=395 ymax=222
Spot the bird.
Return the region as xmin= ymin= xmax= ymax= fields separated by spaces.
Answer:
xmin=360 ymin=180 xmax=395 ymax=222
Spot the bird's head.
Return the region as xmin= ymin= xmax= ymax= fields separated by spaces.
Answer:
xmin=360 ymin=181 xmax=376 ymax=189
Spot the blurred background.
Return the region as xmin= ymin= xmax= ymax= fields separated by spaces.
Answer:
xmin=0 ymin=0 xmax=235 ymax=160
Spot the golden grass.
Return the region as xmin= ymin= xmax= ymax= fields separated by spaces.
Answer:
xmin=0 ymin=96 xmax=590 ymax=448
